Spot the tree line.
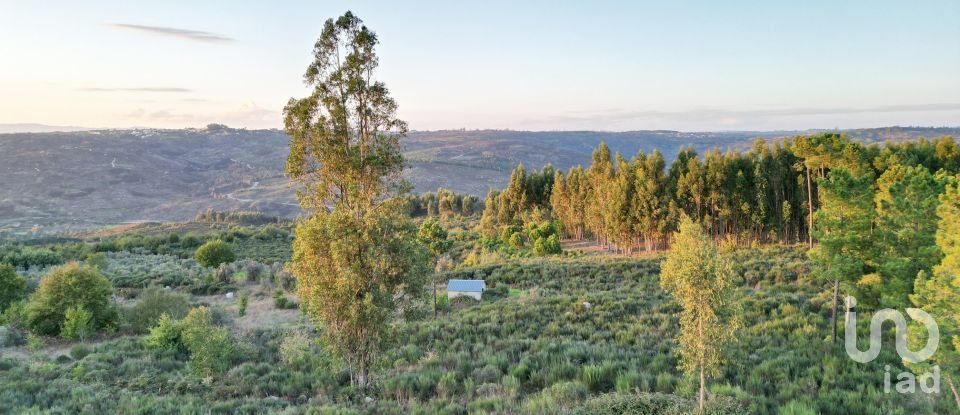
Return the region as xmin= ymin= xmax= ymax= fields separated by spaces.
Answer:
xmin=481 ymin=133 xmax=960 ymax=255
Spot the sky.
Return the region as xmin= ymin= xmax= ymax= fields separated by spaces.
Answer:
xmin=0 ymin=0 xmax=958 ymax=132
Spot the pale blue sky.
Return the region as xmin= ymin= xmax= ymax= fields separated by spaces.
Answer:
xmin=1 ymin=0 xmax=958 ymax=131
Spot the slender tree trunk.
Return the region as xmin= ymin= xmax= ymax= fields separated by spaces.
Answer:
xmin=433 ymin=273 xmax=438 ymax=318
xmin=806 ymin=166 xmax=814 ymax=248
xmin=831 ymin=279 xmax=839 ymax=343
xmin=699 ymin=365 xmax=706 ymax=412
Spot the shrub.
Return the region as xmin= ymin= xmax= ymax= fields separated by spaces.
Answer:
xmin=0 ymin=264 xmax=27 ymax=312
xmin=777 ymin=400 xmax=817 ymax=415
xmin=85 ymin=252 xmax=108 ymax=271
xmin=101 ymin=252 xmax=208 ymax=289
xmin=571 ymin=392 xmax=691 ymax=415
xmin=238 ymin=292 xmax=249 ymax=317
xmin=25 ymin=262 xmax=117 ymax=336
xmin=69 ymin=344 xmax=92 ymax=360
xmin=213 ymin=263 xmax=233 ymax=283
xmin=273 ymin=290 xmax=297 ymax=309
xmin=0 ymin=325 xmax=24 ymax=347
xmin=144 ymin=313 xmax=184 ymax=353
xmin=125 ymin=287 xmax=190 ymax=333
xmin=61 ymin=305 xmax=95 ymax=341
xmin=194 ymin=240 xmax=236 ymax=268
xmin=0 ymin=246 xmax=63 ymax=269
xmin=180 ymin=307 xmax=234 ymax=376
xmin=533 ymin=235 xmax=562 ymax=255
xmin=279 ymin=330 xmax=313 ymax=370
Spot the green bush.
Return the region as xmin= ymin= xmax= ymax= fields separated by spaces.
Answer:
xmin=194 ymin=240 xmax=235 ymax=268
xmin=273 ymin=290 xmax=297 ymax=309
xmin=144 ymin=313 xmax=184 ymax=353
xmin=69 ymin=344 xmax=92 ymax=360
xmin=24 ymin=262 xmax=117 ymax=336
xmin=778 ymin=400 xmax=817 ymax=415
xmin=124 ymin=287 xmax=190 ymax=333
xmin=61 ymin=305 xmax=95 ymax=341
xmin=180 ymin=307 xmax=233 ymax=377
xmin=85 ymin=252 xmax=108 ymax=271
xmin=0 ymin=264 xmax=27 ymax=312
xmin=238 ymin=292 xmax=249 ymax=317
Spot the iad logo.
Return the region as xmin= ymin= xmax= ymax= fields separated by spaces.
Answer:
xmin=844 ymin=296 xmax=940 ymax=394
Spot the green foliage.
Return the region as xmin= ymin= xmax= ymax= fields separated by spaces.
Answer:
xmin=778 ymin=400 xmax=817 ymax=415
xmin=124 ymin=286 xmax=190 ymax=333
xmin=85 ymin=252 xmax=108 ymax=271
xmin=0 ymin=263 xmax=27 ymax=312
xmin=25 ymin=262 xmax=117 ymax=336
xmin=0 ymin=246 xmax=64 ymax=269
xmin=873 ymin=164 xmax=949 ymax=307
xmin=273 ymin=289 xmax=297 ymax=309
xmin=660 ymin=217 xmax=739 ymax=410
xmin=417 ymin=218 xmax=452 ymax=258
xmin=574 ymin=392 xmax=745 ymax=415
xmin=61 ymin=305 xmax=95 ymax=341
xmin=291 ymin=202 xmax=430 ymax=387
xmin=238 ymin=291 xmax=249 ymax=317
xmin=534 ymin=234 xmax=562 ymax=255
xmin=101 ymin=252 xmax=220 ymax=294
xmin=909 ymin=183 xmax=960 ymax=402
xmin=145 ymin=307 xmax=234 ymax=377
xmin=69 ymin=344 xmax=91 ymax=360
xmin=180 ymin=307 xmax=234 ymax=377
xmin=194 ymin=240 xmax=236 ymax=268
xmin=0 ymin=251 xmax=950 ymax=413
xmin=144 ymin=313 xmax=184 ymax=353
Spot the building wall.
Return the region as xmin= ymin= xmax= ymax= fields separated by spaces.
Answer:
xmin=447 ymin=290 xmax=482 ymax=300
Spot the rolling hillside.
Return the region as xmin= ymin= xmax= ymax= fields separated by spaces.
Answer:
xmin=0 ymin=125 xmax=956 ymax=234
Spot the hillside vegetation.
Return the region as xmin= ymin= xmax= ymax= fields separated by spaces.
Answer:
xmin=1 ymin=126 xmax=957 ymax=234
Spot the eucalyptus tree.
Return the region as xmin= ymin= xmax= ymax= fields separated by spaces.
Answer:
xmin=283 ymin=11 xmax=429 ymax=389
xmin=660 ymin=216 xmax=739 ymax=411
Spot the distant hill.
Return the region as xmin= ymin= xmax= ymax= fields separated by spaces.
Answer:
xmin=1 ymin=125 xmax=957 ymax=234
xmin=0 ymin=123 xmax=91 ymax=134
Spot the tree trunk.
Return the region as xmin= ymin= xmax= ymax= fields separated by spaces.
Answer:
xmin=699 ymin=365 xmax=706 ymax=412
xmin=433 ymin=273 xmax=438 ymax=318
xmin=830 ymin=279 xmax=839 ymax=343
xmin=806 ymin=166 xmax=814 ymax=248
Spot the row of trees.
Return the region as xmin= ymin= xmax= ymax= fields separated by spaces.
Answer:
xmin=481 ymin=134 xmax=960 ymax=255
xmin=414 ymin=188 xmax=481 ymax=218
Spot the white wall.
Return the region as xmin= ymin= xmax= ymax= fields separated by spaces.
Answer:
xmin=447 ymin=291 xmax=482 ymax=300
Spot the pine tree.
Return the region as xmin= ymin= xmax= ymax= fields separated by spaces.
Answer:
xmin=875 ymin=165 xmax=948 ymax=307
xmin=808 ymin=168 xmax=875 ymax=343
xmin=910 ymin=182 xmax=960 ymax=409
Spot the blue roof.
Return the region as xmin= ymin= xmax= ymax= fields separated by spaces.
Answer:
xmin=447 ymin=279 xmax=485 ymax=292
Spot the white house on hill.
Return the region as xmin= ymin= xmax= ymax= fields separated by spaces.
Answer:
xmin=447 ymin=279 xmax=486 ymax=300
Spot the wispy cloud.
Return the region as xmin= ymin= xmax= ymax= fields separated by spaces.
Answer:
xmin=82 ymin=87 xmax=192 ymax=93
xmin=107 ymin=23 xmax=234 ymax=43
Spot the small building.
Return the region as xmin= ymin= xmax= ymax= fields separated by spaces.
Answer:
xmin=447 ymin=279 xmax=486 ymax=300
